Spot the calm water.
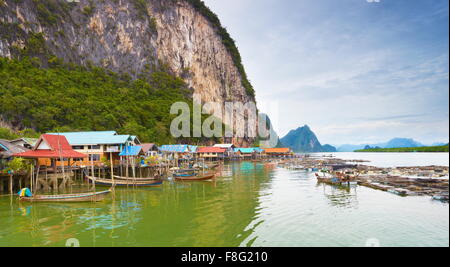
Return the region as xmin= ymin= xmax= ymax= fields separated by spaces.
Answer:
xmin=313 ymin=152 xmax=449 ymax=168
xmin=0 ymin=155 xmax=448 ymax=247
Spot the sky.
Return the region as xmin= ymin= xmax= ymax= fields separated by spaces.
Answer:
xmin=203 ymin=0 xmax=449 ymax=146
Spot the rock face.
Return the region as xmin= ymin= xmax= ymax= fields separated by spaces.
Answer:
xmin=281 ymin=125 xmax=336 ymax=153
xmin=0 ymin=0 xmax=254 ymax=104
xmin=0 ymin=0 xmax=256 ymax=144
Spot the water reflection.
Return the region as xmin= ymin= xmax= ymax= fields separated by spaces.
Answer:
xmin=0 ymin=161 xmax=448 ymax=247
xmin=316 ymin=182 xmax=359 ymax=209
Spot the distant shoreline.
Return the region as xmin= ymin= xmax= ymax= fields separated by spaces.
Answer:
xmin=355 ymin=145 xmax=449 ymax=153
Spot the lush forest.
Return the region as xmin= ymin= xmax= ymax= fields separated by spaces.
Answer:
xmin=0 ymin=56 xmax=221 ymax=144
xmin=355 ymin=145 xmax=449 ymax=153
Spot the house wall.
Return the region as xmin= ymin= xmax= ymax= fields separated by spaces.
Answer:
xmin=35 ymin=144 xmax=126 ymax=167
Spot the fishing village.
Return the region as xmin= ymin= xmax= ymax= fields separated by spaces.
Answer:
xmin=0 ymin=131 xmax=448 ymax=203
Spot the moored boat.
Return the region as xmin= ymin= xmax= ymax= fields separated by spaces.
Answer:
xmin=18 ymin=188 xmax=111 ymax=203
xmin=113 ymin=175 xmax=160 ymax=181
xmin=315 ymin=172 xmax=356 ymax=186
xmin=174 ymin=172 xmax=216 ymax=181
xmin=86 ymin=176 xmax=163 ymax=187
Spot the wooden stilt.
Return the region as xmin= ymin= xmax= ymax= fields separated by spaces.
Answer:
xmin=110 ymin=152 xmax=114 ymax=185
xmin=30 ymin=164 xmax=34 ymax=193
xmin=9 ymin=174 xmax=13 ymax=194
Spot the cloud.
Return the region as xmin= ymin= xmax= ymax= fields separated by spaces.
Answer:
xmin=203 ymin=0 xmax=449 ymax=145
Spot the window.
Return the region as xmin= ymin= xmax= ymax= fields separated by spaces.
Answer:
xmin=88 ymin=145 xmax=101 ymax=150
xmin=72 ymin=146 xmax=85 ymax=150
xmin=89 ymin=154 xmax=101 ymax=161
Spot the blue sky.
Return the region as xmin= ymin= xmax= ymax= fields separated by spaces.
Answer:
xmin=203 ymin=0 xmax=449 ymax=145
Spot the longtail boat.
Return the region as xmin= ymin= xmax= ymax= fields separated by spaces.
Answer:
xmin=18 ymin=189 xmax=111 ymax=203
xmin=207 ymin=163 xmax=220 ymax=169
xmin=315 ymin=173 xmax=357 ymax=186
xmin=174 ymin=172 xmax=216 ymax=181
xmin=87 ymin=176 xmax=163 ymax=187
xmin=113 ymin=175 xmax=160 ymax=181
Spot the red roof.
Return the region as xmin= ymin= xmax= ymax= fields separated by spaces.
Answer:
xmin=197 ymin=147 xmax=227 ymax=153
xmin=13 ymin=134 xmax=87 ymax=159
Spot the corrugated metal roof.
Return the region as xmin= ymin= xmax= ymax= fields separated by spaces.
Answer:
xmin=0 ymin=140 xmax=29 ymax=158
xmin=11 ymin=138 xmax=38 ymax=147
xmin=264 ymin=148 xmax=291 ymax=153
xmin=234 ymin=148 xmax=257 ymax=154
xmin=46 ymin=131 xmax=134 ymax=145
xmin=140 ymin=143 xmax=159 ymax=153
xmin=197 ymin=147 xmax=227 ymax=153
xmin=160 ymin=145 xmax=198 ymax=153
xmin=14 ymin=135 xmax=87 ymax=159
xmin=213 ymin=144 xmax=235 ymax=148
xmin=0 ymin=143 xmax=9 ymax=151
xmin=119 ymin=146 xmax=143 ymax=156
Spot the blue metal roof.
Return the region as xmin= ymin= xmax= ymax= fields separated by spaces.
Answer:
xmin=46 ymin=131 xmax=134 ymax=145
xmin=0 ymin=143 xmax=9 ymax=151
xmin=233 ymin=148 xmax=263 ymax=154
xmin=119 ymin=146 xmax=143 ymax=156
xmin=160 ymin=145 xmax=198 ymax=153
xmin=234 ymin=148 xmax=257 ymax=154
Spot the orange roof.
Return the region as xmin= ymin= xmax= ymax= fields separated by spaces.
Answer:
xmin=264 ymin=148 xmax=291 ymax=153
xmin=197 ymin=147 xmax=227 ymax=153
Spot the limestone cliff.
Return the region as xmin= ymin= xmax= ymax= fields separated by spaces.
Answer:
xmin=0 ymin=0 xmax=254 ymax=104
xmin=0 ymin=0 xmax=257 ymax=145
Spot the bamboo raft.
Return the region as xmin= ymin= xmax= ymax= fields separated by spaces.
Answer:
xmin=86 ymin=176 xmax=163 ymax=187
xmin=19 ymin=190 xmax=111 ymax=203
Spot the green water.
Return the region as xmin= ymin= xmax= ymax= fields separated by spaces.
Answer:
xmin=0 ymin=162 xmax=448 ymax=247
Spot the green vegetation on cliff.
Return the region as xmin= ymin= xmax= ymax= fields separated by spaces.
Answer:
xmin=0 ymin=56 xmax=219 ymax=144
xmin=355 ymin=145 xmax=449 ymax=153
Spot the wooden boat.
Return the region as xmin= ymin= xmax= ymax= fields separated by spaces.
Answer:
xmin=113 ymin=175 xmax=160 ymax=181
xmin=19 ymin=190 xmax=111 ymax=203
xmin=87 ymin=176 xmax=163 ymax=187
xmin=174 ymin=172 xmax=216 ymax=181
xmin=315 ymin=173 xmax=356 ymax=186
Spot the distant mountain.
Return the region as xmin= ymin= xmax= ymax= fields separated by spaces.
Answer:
xmin=281 ymin=125 xmax=336 ymax=153
xmin=385 ymin=138 xmax=423 ymax=148
xmin=336 ymin=144 xmax=368 ymax=152
xmin=322 ymin=144 xmax=338 ymax=152
xmin=337 ymin=138 xmax=425 ymax=152
xmin=431 ymin=142 xmax=448 ymax=147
